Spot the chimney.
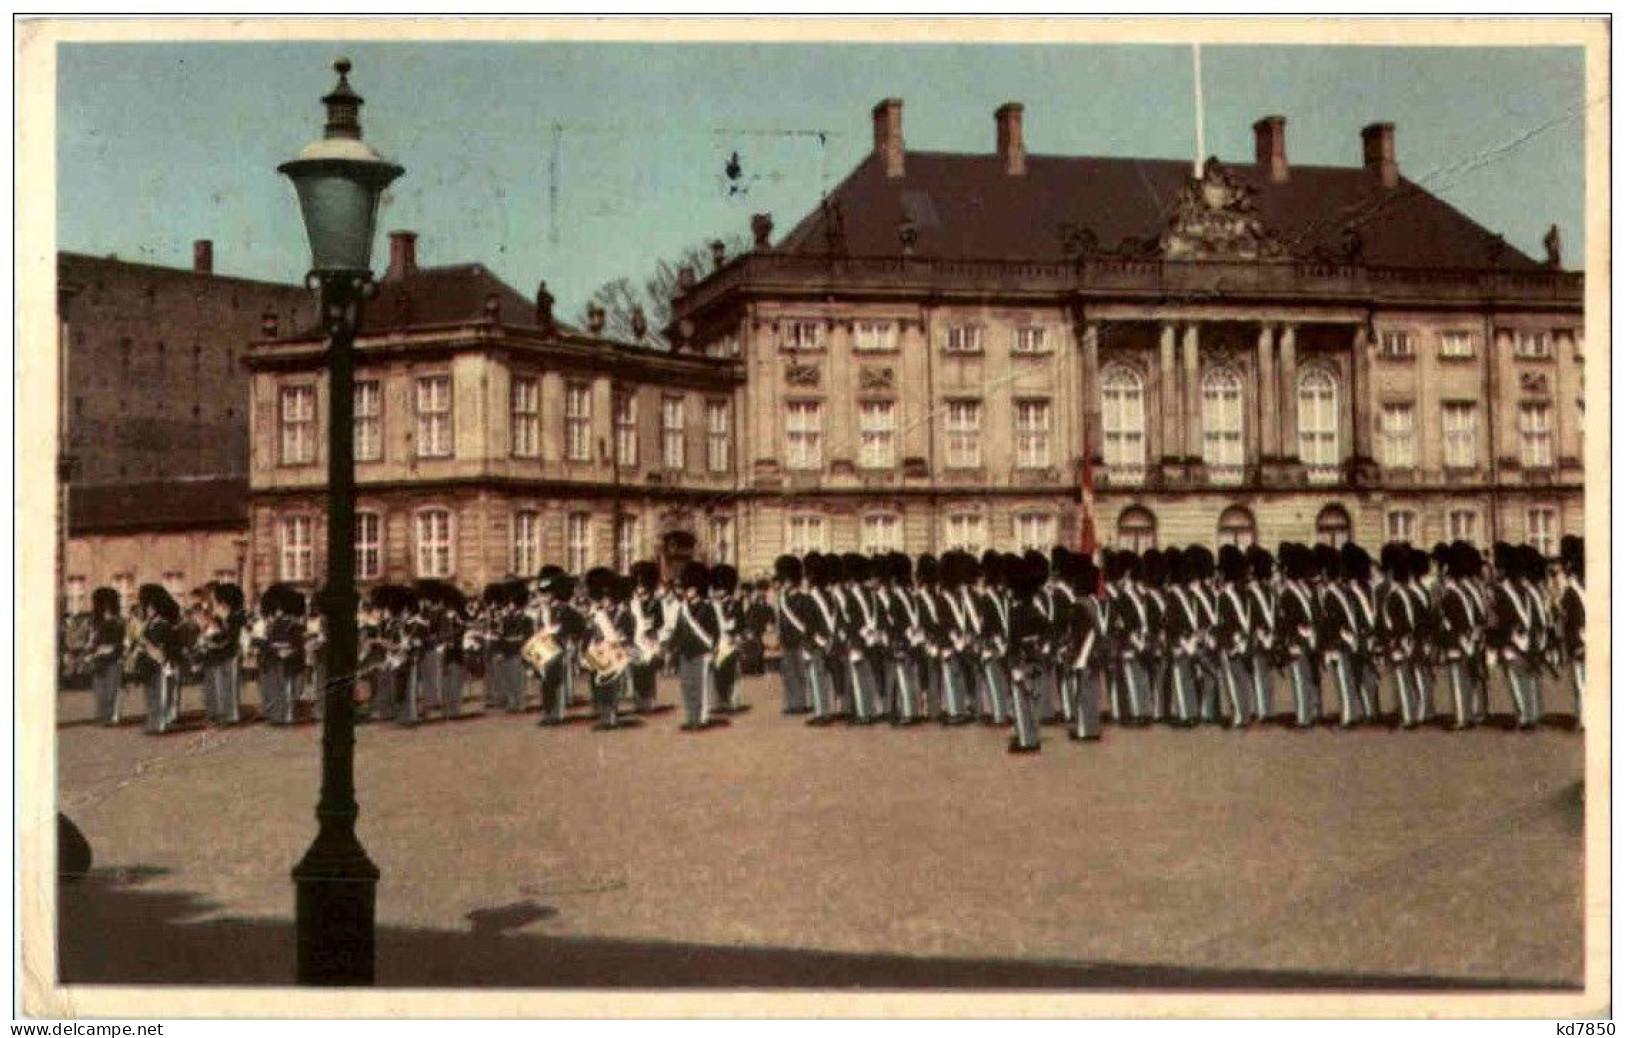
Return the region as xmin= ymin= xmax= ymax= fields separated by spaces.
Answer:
xmin=192 ymin=239 xmax=213 ymax=276
xmin=710 ymin=239 xmax=727 ymax=271
xmin=872 ymin=98 xmax=904 ymax=179
xmin=535 ymin=280 xmax=556 ymax=335
xmin=1361 ymin=122 xmax=1397 ymax=189
xmin=386 ymin=230 xmax=418 ymax=280
xmin=261 ymin=311 xmax=279 ymax=338
xmin=995 ymin=103 xmax=1026 ymax=176
xmin=1253 ymin=115 xmax=1288 ymax=183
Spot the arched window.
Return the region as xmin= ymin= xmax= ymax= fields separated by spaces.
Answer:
xmin=1116 ymin=506 xmax=1157 ymax=552
xmin=1298 ymin=367 xmax=1340 ymax=484
xmin=1100 ymin=365 xmax=1146 ymax=485
xmin=1217 ymin=505 xmax=1256 ymax=548
xmin=1201 ymin=367 xmax=1245 ymax=485
xmin=1315 ymin=504 xmax=1352 ymax=548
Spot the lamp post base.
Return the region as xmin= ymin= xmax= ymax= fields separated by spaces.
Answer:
xmin=292 ymin=825 xmax=380 ymax=986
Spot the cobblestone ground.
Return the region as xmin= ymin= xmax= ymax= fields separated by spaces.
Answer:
xmin=55 ymin=668 xmax=1585 ymax=989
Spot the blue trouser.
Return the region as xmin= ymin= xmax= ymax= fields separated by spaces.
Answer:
xmin=1288 ymin=656 xmax=1319 ymax=726
xmin=938 ymin=655 xmax=970 ymax=720
xmin=1147 ymin=658 xmax=1168 ymax=721
xmin=417 ymin=649 xmax=445 ymax=716
xmin=1195 ymin=656 xmax=1224 ymax=722
xmin=1072 ymin=668 xmax=1104 ymax=739
xmin=91 ymin=657 xmax=123 ymax=724
xmin=1010 ymin=669 xmax=1040 ymax=749
xmin=143 ymin=666 xmax=176 ymax=733
xmin=1166 ymin=658 xmax=1197 ymax=723
xmin=982 ymin=658 xmax=1010 ymax=725
xmin=395 ymin=660 xmax=421 ymax=725
xmin=888 ymin=655 xmax=921 ymax=722
xmin=803 ymin=648 xmax=834 ymax=720
xmin=780 ymin=647 xmax=808 ymax=711
xmin=443 ymin=660 xmax=466 ymax=718
xmin=1572 ymin=658 xmax=1585 ymax=729
xmin=1219 ymin=655 xmax=1251 ymax=727
xmin=1326 ymin=650 xmax=1362 ymax=725
xmin=592 ymin=674 xmax=622 ymax=726
xmin=259 ymin=658 xmax=293 ymax=725
xmin=1412 ymin=663 xmax=1435 ymax=721
xmin=1503 ymin=655 xmax=1543 ymax=727
xmin=1250 ymin=652 xmax=1273 ymax=721
xmin=204 ymin=659 xmax=240 ymax=723
xmin=630 ymin=660 xmax=658 ymax=711
xmin=677 ymin=653 xmax=714 ymax=727
xmin=1352 ymin=654 xmax=1381 ymax=721
xmin=1391 ymin=657 xmax=1420 ymax=727
xmin=540 ymin=655 xmax=570 ymax=720
xmin=1117 ymin=658 xmax=1150 ymax=721
xmin=844 ymin=653 xmax=877 ymax=721
xmin=716 ymin=654 xmax=740 ymax=711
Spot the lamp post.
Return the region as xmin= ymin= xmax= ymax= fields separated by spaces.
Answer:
xmin=279 ymin=58 xmax=404 ymax=986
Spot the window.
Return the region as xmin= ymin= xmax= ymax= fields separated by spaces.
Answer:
xmin=414 ymin=508 xmax=454 ymax=578
xmin=356 ymin=511 xmax=382 ymax=581
xmin=112 ymin=572 xmax=135 ymax=611
xmin=944 ymin=514 xmax=987 ymax=554
xmin=1442 ymin=403 xmax=1478 ymax=469
xmin=1201 ymin=368 xmax=1244 ymax=483
xmin=661 ymin=396 xmax=686 ymax=470
xmin=1015 ymin=512 xmax=1056 ymax=553
xmin=1527 ymin=507 xmax=1557 ymax=556
xmin=1447 ymin=508 xmax=1478 ymax=544
xmin=1216 ymin=506 xmax=1256 ymax=549
xmin=860 ymin=514 xmax=901 ymax=555
xmin=1013 ymin=327 xmax=1047 ymax=354
xmin=1439 ymin=330 xmax=1476 ymax=359
xmin=785 ymin=401 xmax=823 ymax=470
xmin=707 ymin=516 xmax=733 ymax=564
xmin=565 ymin=382 xmax=592 ymax=461
xmin=614 ymin=390 xmax=637 ymax=467
xmin=513 ymin=510 xmax=540 ymax=576
xmin=1015 ymin=399 xmax=1052 ymax=469
xmin=355 ymin=380 xmax=382 ymax=462
xmin=1380 ymin=403 xmax=1416 ymax=469
xmin=162 ymin=571 xmax=186 ymax=599
xmin=1101 ymin=366 xmax=1146 ymax=484
xmin=706 ymin=400 xmax=731 ymax=472
xmin=65 ymin=576 xmax=87 ymax=615
xmin=782 ymin=320 xmax=825 ymax=352
xmin=786 ymin=515 xmax=827 ymax=556
xmin=415 ymin=375 xmax=453 ymax=458
xmin=1519 ymin=402 xmax=1553 ymax=469
xmin=1379 ymin=329 xmax=1415 ymax=358
xmin=279 ymin=515 xmax=315 ymax=582
xmin=1514 ymin=330 xmax=1553 ymax=359
xmin=1315 ymin=505 xmax=1352 ymax=548
xmin=616 ymin=514 xmax=639 ymax=568
xmin=1385 ymin=509 xmax=1417 ymax=544
xmin=945 ymin=400 xmax=982 ymax=468
xmin=566 ymin=513 xmax=592 ymax=573
xmin=1117 ymin=507 xmax=1157 ymax=552
xmin=1298 ymin=369 xmax=1339 ymax=484
xmin=858 ymin=401 xmax=896 ymax=468
xmin=945 ymin=325 xmax=983 ymax=354
xmin=853 ymin=321 xmax=897 ymax=352
xmin=511 ymin=376 xmax=540 ymax=458
xmin=279 ymin=385 xmax=315 ymax=465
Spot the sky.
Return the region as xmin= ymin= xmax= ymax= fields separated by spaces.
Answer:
xmin=57 ymin=41 xmax=1587 ymax=319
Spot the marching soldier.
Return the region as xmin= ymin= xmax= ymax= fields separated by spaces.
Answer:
xmin=439 ymin=583 xmax=471 ymax=720
xmin=1488 ymin=544 xmax=1543 ymax=730
xmin=532 ymin=571 xmax=574 ymax=726
xmin=255 ymin=585 xmax=305 ymax=727
xmin=1213 ymin=545 xmax=1254 ymax=730
xmin=580 ymin=567 xmax=632 ymax=731
xmin=802 ymin=553 xmax=840 ymax=725
xmin=199 ymin=582 xmax=246 ymax=725
xmin=1066 ymin=552 xmax=1107 ymax=741
xmin=667 ymin=561 xmax=722 ymax=732
xmin=1377 ymin=543 xmax=1422 ymax=729
xmin=132 ymin=584 xmax=185 ymax=735
xmin=974 ymin=550 xmax=1012 ymax=727
xmin=1161 ymin=548 xmax=1201 ymax=727
xmin=1244 ymin=545 xmax=1279 ymax=724
xmin=629 ymin=561 xmax=667 ymax=715
xmin=837 ymin=554 xmax=881 ymax=724
xmin=1438 ymin=544 xmax=1482 ymax=730
xmin=884 ymin=551 xmax=928 ymax=726
xmin=1278 ymin=544 xmax=1321 ymax=728
xmin=936 ymin=551 xmax=977 ymax=726
xmin=1558 ymin=535 xmax=1585 ymax=730
xmin=710 ymin=564 xmax=745 ymax=715
xmin=913 ymin=553 xmax=949 ymax=722
xmin=1005 ymin=552 xmax=1046 ymax=753
xmin=88 ymin=587 xmax=126 ymax=726
xmin=487 ymin=580 xmax=533 ymax=715
xmin=1105 ymin=550 xmax=1151 ymax=725
xmin=1317 ymin=544 xmax=1364 ymax=727
xmin=1342 ymin=544 xmax=1382 ymax=723
xmin=1184 ymin=545 xmax=1223 ymax=724
xmin=772 ymin=554 xmax=813 ymax=716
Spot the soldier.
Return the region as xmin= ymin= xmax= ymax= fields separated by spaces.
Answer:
xmin=772 ymin=554 xmax=812 ymax=716
xmin=837 ymin=554 xmax=881 ymax=724
xmin=1005 ymin=553 xmax=1046 ymax=753
xmin=974 ymin=550 xmax=1012 ymax=727
xmin=200 ymin=582 xmax=246 ymax=726
xmin=1341 ymin=543 xmax=1382 ymax=724
xmin=256 ymin=585 xmax=305 ymax=727
xmin=667 ymin=561 xmax=722 ymax=732
xmin=1066 ymin=552 xmax=1107 ymax=742
xmin=740 ymin=580 xmax=773 ymax=678
xmin=1049 ymin=546 xmax=1081 ymax=728
xmin=802 ymin=552 xmax=840 ymax=726
xmin=1317 ymin=543 xmax=1365 ymax=727
xmin=1136 ymin=548 xmax=1169 ymax=724
xmin=628 ymin=561 xmax=667 ymax=715
xmin=1376 ymin=543 xmax=1421 ymax=729
xmin=1244 ymin=545 xmax=1278 ymax=724
xmin=935 ymin=551 xmax=977 ymax=726
xmin=1023 ymin=550 xmax=1065 ymax=726
xmin=1437 ymin=544 xmax=1483 ymax=730
xmin=1105 ymin=550 xmax=1151 ymax=725
xmin=1184 ymin=545 xmax=1223 ymax=724
xmin=438 ymin=583 xmax=470 ymax=720
xmin=1213 ymin=545 xmax=1254 ymax=730
xmin=1278 ymin=544 xmax=1321 ymax=728
xmin=1161 ymin=547 xmax=1202 ymax=727
xmin=709 ymin=564 xmax=745 ymax=715
xmin=1558 ymin=535 xmax=1585 ymax=730
xmin=87 ymin=587 xmax=126 ymax=726
xmin=529 ymin=571 xmax=572 ymax=726
xmin=883 ymin=551 xmax=928 ymax=726
xmin=913 ymin=553 xmax=947 ymax=722
xmin=488 ymin=580 xmax=533 ymax=715
xmin=132 ymin=584 xmax=184 ymax=735
xmin=1489 ymin=544 xmax=1544 ymax=730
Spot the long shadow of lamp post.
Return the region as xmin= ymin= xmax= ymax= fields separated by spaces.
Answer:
xmin=279 ymin=58 xmax=404 ymax=986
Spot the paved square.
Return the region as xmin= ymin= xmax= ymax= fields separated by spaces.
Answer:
xmin=56 ymin=672 xmax=1584 ymax=989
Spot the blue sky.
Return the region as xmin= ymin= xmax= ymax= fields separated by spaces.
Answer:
xmin=57 ymin=42 xmax=1586 ymax=317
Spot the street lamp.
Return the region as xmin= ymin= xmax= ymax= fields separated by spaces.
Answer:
xmin=279 ymin=57 xmax=404 ymax=987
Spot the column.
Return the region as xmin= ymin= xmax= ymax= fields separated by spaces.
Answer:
xmin=1158 ymin=322 xmax=1179 ymax=462
xmin=1080 ymin=321 xmax=1102 ymax=462
xmin=1182 ymin=322 xmax=1202 ymax=460
xmin=1351 ymin=323 xmax=1373 ymax=463
xmin=1278 ymin=323 xmax=1299 ymax=462
xmin=1257 ymin=323 xmax=1278 ymax=459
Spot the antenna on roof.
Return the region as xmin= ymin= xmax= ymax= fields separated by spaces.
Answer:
xmin=1192 ymin=43 xmax=1206 ymax=177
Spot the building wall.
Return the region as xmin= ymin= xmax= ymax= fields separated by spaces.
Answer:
xmin=63 ymin=528 xmax=249 ymax=614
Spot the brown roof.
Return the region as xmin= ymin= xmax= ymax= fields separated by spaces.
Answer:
xmin=69 ymin=477 xmax=248 ymax=535
xmin=778 ymin=151 xmax=1541 ymax=270
xmin=283 ymin=263 xmax=573 ymax=338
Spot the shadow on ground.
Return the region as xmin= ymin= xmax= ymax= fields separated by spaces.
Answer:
xmin=58 ymin=868 xmax=1575 ymax=991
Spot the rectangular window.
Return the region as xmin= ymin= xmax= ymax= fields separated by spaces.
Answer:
xmin=614 ymin=390 xmax=637 ymax=467
xmin=279 ymin=385 xmax=315 ymax=465
xmin=858 ymin=401 xmax=896 ymax=469
xmin=1514 ymin=330 xmax=1553 ymax=359
xmin=1101 ymin=372 xmax=1147 ymax=484
xmin=415 ymin=508 xmax=454 ymax=578
xmin=513 ymin=510 xmax=540 ymax=577
xmin=65 ymin=576 xmax=87 ymax=615
xmin=1519 ymin=402 xmax=1553 ymax=468
xmin=112 ymin=572 xmax=135 ymax=611
xmin=616 ymin=514 xmax=639 ymax=568
xmin=706 ymin=400 xmax=731 ymax=473
xmin=1380 ymin=403 xmax=1416 ymax=469
xmin=785 ymin=401 xmax=823 ymax=470
xmin=853 ymin=321 xmax=897 ymax=352
xmin=1442 ymin=402 xmax=1478 ymax=469
xmin=162 ymin=571 xmax=186 ymax=599
xmin=566 ymin=512 xmax=592 ymax=573
xmin=1379 ymin=329 xmax=1415 ymax=358
xmin=1527 ymin=507 xmax=1557 ymax=556
xmin=414 ymin=375 xmax=453 ymax=458
xmin=944 ymin=514 xmax=987 ymax=554
xmin=860 ymin=514 xmax=901 ymax=555
xmin=1439 ymin=330 xmax=1476 ymax=359
xmin=945 ymin=400 xmax=982 ymax=468
xmin=354 ymin=380 xmax=382 ymax=462
xmin=1015 ymin=512 xmax=1056 ymax=553
xmin=279 ymin=515 xmax=314 ymax=582
xmin=1014 ymin=399 xmax=1052 ymax=469
xmin=1447 ymin=509 xmax=1479 ymax=544
xmin=661 ymin=396 xmax=686 ymax=470
xmin=211 ymin=569 xmax=237 ymax=586
xmin=707 ymin=516 xmax=733 ymax=565
xmin=565 ymin=382 xmax=592 ymax=462
xmin=945 ymin=325 xmax=983 ymax=354
xmin=511 ymin=376 xmax=540 ymax=458
xmin=1385 ymin=510 xmax=1417 ymax=544
xmin=786 ymin=515 xmax=827 ymax=556
xmin=782 ymin=320 xmax=825 ymax=352
xmin=356 ymin=512 xmax=382 ymax=581
xmin=1012 ymin=326 xmax=1047 ymax=354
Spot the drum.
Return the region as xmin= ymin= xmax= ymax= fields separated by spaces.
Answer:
xmin=583 ymin=639 xmax=630 ymax=682
xmin=714 ymin=633 xmax=736 ymax=667
xmin=521 ymin=631 xmax=563 ymax=674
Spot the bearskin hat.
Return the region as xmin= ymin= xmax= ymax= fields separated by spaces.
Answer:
xmin=1312 ymin=543 xmax=1341 ymax=581
xmin=91 ymin=586 xmax=120 ymax=616
xmin=209 ymin=582 xmax=245 ymax=612
xmin=982 ymin=549 xmax=1004 ymax=584
xmin=586 ymin=566 xmax=618 ymax=601
xmin=915 ymin=553 xmax=939 ymax=587
xmin=840 ymin=553 xmax=868 ymax=584
xmin=711 ymin=563 xmax=739 ymax=594
xmin=937 ymin=550 xmax=965 ymax=591
xmin=1520 ymin=544 xmax=1548 ymax=582
xmin=1406 ymin=545 xmax=1431 ymax=582
xmin=1077 ymin=555 xmax=1101 ymax=596
xmin=885 ymin=551 xmax=911 ymax=587
xmin=631 ymin=560 xmax=661 ymax=592
xmin=1143 ymin=547 xmax=1170 ymax=587
xmin=774 ymin=553 xmax=804 ymax=586
xmin=1007 ymin=552 xmax=1042 ymax=599
xmin=1185 ymin=544 xmax=1216 ymax=582
xmin=480 ymin=582 xmax=509 ymax=607
xmin=1023 ymin=548 xmax=1050 ymax=583
xmin=1491 ymin=541 xmax=1516 ymax=579
xmin=1561 ymin=534 xmax=1584 ymax=576
xmin=678 ymin=560 xmax=709 ymax=594
xmin=1247 ymin=544 xmax=1274 ymax=581
xmin=1379 ymin=542 xmax=1407 ymax=579
xmin=1218 ymin=544 xmax=1248 ymax=583
xmin=1340 ymin=543 xmax=1372 ymax=583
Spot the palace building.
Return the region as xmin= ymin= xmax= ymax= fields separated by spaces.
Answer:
xmin=669 ymin=100 xmax=1585 ymax=575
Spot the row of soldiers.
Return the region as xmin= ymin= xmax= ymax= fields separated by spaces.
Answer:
xmin=768 ymin=534 xmax=1586 ymax=752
